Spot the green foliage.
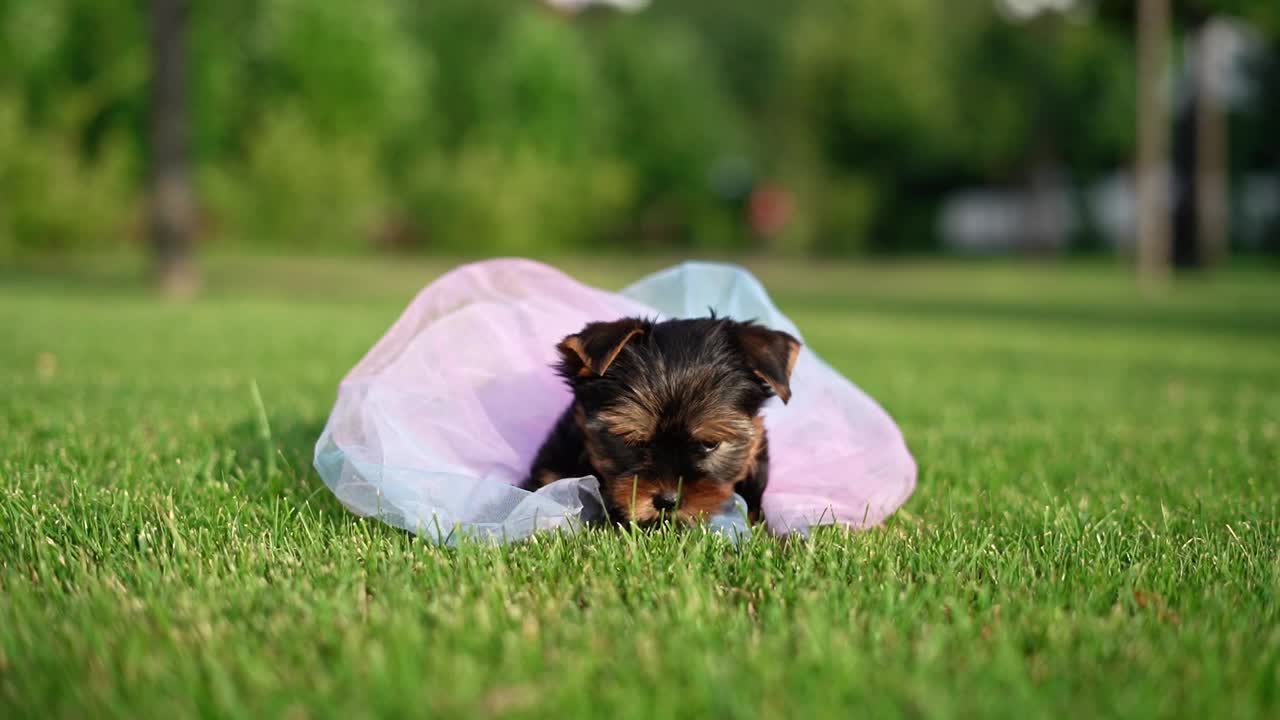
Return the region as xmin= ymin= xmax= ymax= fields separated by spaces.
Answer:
xmin=201 ymin=108 xmax=388 ymax=250
xmin=401 ymin=9 xmax=635 ymax=253
xmin=0 ymin=0 xmax=1276 ymax=255
xmin=406 ymin=143 xmax=633 ymax=254
xmin=0 ymin=0 xmax=144 ymax=254
xmin=784 ymin=2 xmax=995 ymax=172
xmin=810 ymin=173 xmax=881 ymax=255
xmin=592 ymin=20 xmax=747 ymax=246
xmin=0 ymin=97 xmax=135 ymax=257
xmin=471 ymin=11 xmax=606 ymax=161
xmin=2 ymin=258 xmax=1279 ymax=716
xmin=775 ymin=1 xmax=1145 ymax=251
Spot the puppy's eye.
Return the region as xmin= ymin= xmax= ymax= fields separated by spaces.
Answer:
xmin=699 ymin=440 xmax=721 ymax=453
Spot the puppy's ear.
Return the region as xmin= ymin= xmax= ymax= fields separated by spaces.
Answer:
xmin=557 ymin=318 xmax=647 ymax=378
xmin=735 ymin=323 xmax=802 ymax=403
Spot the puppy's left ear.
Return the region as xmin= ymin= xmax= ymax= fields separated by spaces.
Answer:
xmin=557 ymin=318 xmax=648 ymax=378
xmin=735 ymin=324 xmax=802 ymax=403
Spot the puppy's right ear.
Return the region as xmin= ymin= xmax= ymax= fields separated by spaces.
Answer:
xmin=557 ymin=318 xmax=647 ymax=378
xmin=734 ymin=323 xmax=801 ymax=403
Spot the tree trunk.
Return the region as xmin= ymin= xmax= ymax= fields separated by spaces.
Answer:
xmin=1135 ymin=0 xmax=1171 ymax=285
xmin=1194 ymin=19 xmax=1230 ymax=268
xmin=148 ymin=0 xmax=198 ymax=296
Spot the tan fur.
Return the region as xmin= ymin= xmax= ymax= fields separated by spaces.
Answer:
xmin=598 ymin=399 xmax=657 ymax=445
xmin=575 ymin=405 xmax=617 ymax=475
xmin=691 ymin=410 xmax=753 ymax=443
xmin=606 ymin=476 xmax=661 ymax=522
xmin=593 ymin=406 xmax=761 ymax=522
xmin=751 ymin=369 xmax=787 ymax=403
xmin=733 ymin=415 xmax=766 ymax=484
xmin=560 ymin=336 xmax=595 ymax=377
xmin=678 ymin=480 xmax=736 ymax=518
xmin=736 ymin=325 xmax=800 ymax=403
xmin=532 ymin=469 xmax=561 ymax=488
xmin=595 ymin=327 xmax=644 ymax=374
xmin=785 ymin=341 xmax=800 ymax=376
xmin=604 ymin=474 xmax=737 ymax=523
xmin=559 ymin=326 xmax=645 ymax=377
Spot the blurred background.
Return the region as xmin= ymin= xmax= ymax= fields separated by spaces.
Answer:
xmin=0 ymin=0 xmax=1277 ymax=292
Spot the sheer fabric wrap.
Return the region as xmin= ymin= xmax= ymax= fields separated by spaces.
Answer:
xmin=315 ymin=260 xmax=915 ymax=544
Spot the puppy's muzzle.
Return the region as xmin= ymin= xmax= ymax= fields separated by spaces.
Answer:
xmin=652 ymin=491 xmax=680 ymax=512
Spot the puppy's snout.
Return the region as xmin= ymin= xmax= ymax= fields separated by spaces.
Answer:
xmin=652 ymin=491 xmax=679 ymax=512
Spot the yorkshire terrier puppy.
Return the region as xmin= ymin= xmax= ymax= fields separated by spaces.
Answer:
xmin=522 ymin=316 xmax=800 ymax=525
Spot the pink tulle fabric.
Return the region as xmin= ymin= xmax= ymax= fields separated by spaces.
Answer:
xmin=315 ymin=259 xmax=915 ymax=542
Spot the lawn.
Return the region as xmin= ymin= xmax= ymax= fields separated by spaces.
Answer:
xmin=2 ymin=255 xmax=1278 ymax=719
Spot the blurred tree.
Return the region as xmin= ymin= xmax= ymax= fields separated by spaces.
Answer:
xmin=406 ymin=6 xmax=633 ymax=253
xmin=647 ymin=0 xmax=797 ymax=118
xmin=1097 ymin=0 xmax=1280 ymax=270
xmin=148 ymin=0 xmax=197 ymax=294
xmin=0 ymin=0 xmax=1276 ymax=259
xmin=1191 ymin=18 xmax=1229 ymax=267
xmin=193 ymin=0 xmax=422 ymax=249
xmin=592 ymin=18 xmax=746 ymax=248
xmin=1136 ymin=0 xmax=1172 ymax=284
xmin=774 ymin=0 xmax=1136 ymax=254
xmin=1174 ymin=0 xmax=1280 ymax=267
xmin=0 ymin=0 xmax=139 ymax=257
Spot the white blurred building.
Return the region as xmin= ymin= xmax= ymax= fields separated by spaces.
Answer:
xmin=543 ymin=0 xmax=649 ymax=13
xmin=939 ymin=173 xmax=1278 ymax=253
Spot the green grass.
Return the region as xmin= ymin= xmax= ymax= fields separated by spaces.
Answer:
xmin=2 ymin=255 xmax=1278 ymax=719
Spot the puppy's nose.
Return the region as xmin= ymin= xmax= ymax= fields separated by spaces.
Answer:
xmin=652 ymin=492 xmax=679 ymax=512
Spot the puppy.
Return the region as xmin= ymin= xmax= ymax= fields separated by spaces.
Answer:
xmin=522 ymin=316 xmax=800 ymax=525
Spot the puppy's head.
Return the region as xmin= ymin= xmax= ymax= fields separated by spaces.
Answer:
xmin=556 ymin=316 xmax=800 ymax=524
